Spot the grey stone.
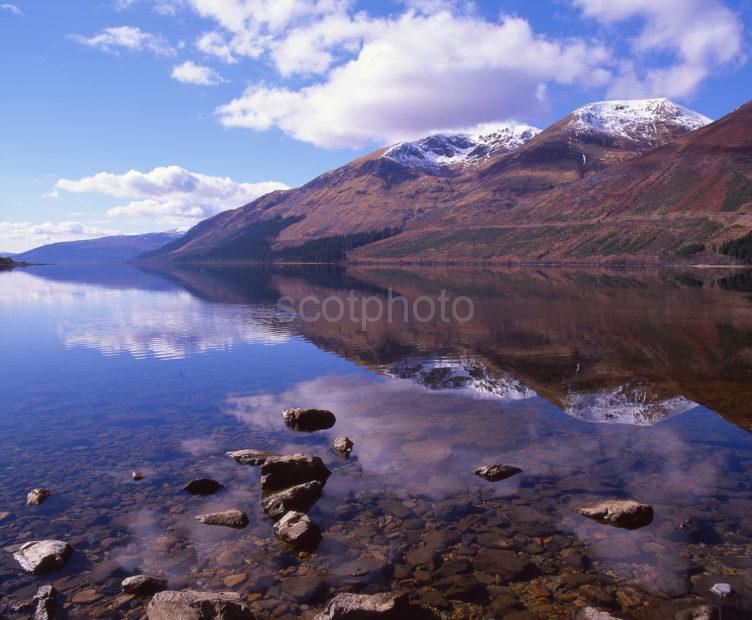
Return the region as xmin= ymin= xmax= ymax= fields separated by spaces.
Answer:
xmin=26 ymin=489 xmax=51 ymax=507
xmin=131 ymin=471 xmax=145 ymax=481
xmin=334 ymin=436 xmax=354 ymax=457
xmin=146 ymin=590 xmax=252 ymax=619
xmin=195 ymin=509 xmax=249 ymax=529
xmin=260 ymin=454 xmax=331 ymax=493
xmin=710 ymin=583 xmax=733 ymax=598
xmin=122 ymin=575 xmax=168 ymax=596
xmin=273 ymin=511 xmax=321 ymax=550
xmin=473 ymin=547 xmax=537 ymax=581
xmin=13 ymin=540 xmax=73 ymax=574
xmin=577 ymin=499 xmax=654 ymax=529
xmin=282 ymin=408 xmax=336 ymax=432
xmin=473 ymin=464 xmax=522 ymax=482
xmin=32 ymin=585 xmax=58 ymax=620
xmin=226 ymin=449 xmax=279 ymax=466
xmin=262 ymin=480 xmax=323 ymax=519
xmin=314 ymin=592 xmax=409 ymax=619
xmin=184 ymin=478 xmax=224 ymax=496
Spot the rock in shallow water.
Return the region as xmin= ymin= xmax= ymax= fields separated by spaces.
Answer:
xmin=473 ymin=464 xmax=522 ymax=482
xmin=131 ymin=471 xmax=145 ymax=481
xmin=26 ymin=488 xmax=51 ymax=506
xmin=334 ymin=436 xmax=354 ymax=457
xmin=262 ymin=480 xmax=324 ymax=519
xmin=282 ymin=408 xmax=336 ymax=432
xmin=577 ymin=499 xmax=654 ymax=529
xmin=226 ymin=449 xmax=279 ymax=466
xmin=32 ymin=585 xmax=58 ymax=620
xmin=14 ymin=540 xmax=72 ymax=574
xmin=260 ymin=454 xmax=331 ymax=493
xmin=146 ymin=590 xmax=252 ymax=620
xmin=184 ymin=478 xmax=224 ymax=496
xmin=122 ymin=574 xmax=168 ymax=596
xmin=274 ymin=511 xmax=321 ymax=550
xmin=195 ymin=509 xmax=249 ymax=529
xmin=314 ymin=592 xmax=409 ymax=619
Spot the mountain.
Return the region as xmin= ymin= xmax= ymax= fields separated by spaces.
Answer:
xmin=17 ymin=231 xmax=183 ymax=264
xmin=140 ymin=98 xmax=748 ymax=265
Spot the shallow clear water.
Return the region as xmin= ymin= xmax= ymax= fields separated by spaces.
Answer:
xmin=2 ymin=264 xmax=752 ymax=619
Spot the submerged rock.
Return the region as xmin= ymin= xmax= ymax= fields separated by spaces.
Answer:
xmin=122 ymin=575 xmax=168 ymax=596
xmin=26 ymin=488 xmax=51 ymax=506
xmin=282 ymin=408 xmax=336 ymax=432
xmin=334 ymin=436 xmax=354 ymax=457
xmin=274 ymin=511 xmax=321 ymax=550
xmin=226 ymin=449 xmax=279 ymax=466
xmin=14 ymin=540 xmax=73 ymax=574
xmin=131 ymin=471 xmax=145 ymax=481
xmin=146 ymin=590 xmax=252 ymax=619
xmin=260 ymin=454 xmax=331 ymax=493
xmin=473 ymin=464 xmax=522 ymax=482
xmin=577 ymin=499 xmax=654 ymax=529
xmin=710 ymin=582 xmax=733 ymax=598
xmin=262 ymin=480 xmax=324 ymax=519
xmin=195 ymin=509 xmax=249 ymax=529
xmin=184 ymin=478 xmax=224 ymax=496
xmin=32 ymin=585 xmax=58 ymax=620
xmin=315 ymin=592 xmax=409 ymax=619
xmin=575 ymin=608 xmax=622 ymax=620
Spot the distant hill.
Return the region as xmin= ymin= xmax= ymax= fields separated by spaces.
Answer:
xmin=138 ymin=97 xmax=750 ymax=265
xmin=16 ymin=231 xmax=183 ymax=264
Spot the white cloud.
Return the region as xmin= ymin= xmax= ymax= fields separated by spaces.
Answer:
xmin=0 ymin=221 xmax=119 ymax=253
xmin=572 ymin=0 xmax=745 ymax=98
xmin=0 ymin=3 xmax=22 ymax=16
xmin=69 ymin=26 xmax=176 ymax=56
xmin=216 ymin=12 xmax=612 ymax=148
xmin=115 ymin=0 xmax=185 ymax=15
xmin=170 ymin=60 xmax=225 ymax=85
xmin=53 ymin=166 xmax=289 ymax=226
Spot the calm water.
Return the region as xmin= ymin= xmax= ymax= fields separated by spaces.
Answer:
xmin=2 ymin=264 xmax=752 ymax=619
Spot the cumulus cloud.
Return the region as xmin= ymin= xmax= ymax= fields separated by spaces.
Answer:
xmin=0 ymin=221 xmax=119 ymax=253
xmin=69 ymin=26 xmax=176 ymax=56
xmin=0 ymin=3 xmax=22 ymax=16
xmin=53 ymin=166 xmax=289 ymax=226
xmin=215 ymin=12 xmax=611 ymax=148
xmin=572 ymin=0 xmax=745 ymax=98
xmin=170 ymin=60 xmax=225 ymax=85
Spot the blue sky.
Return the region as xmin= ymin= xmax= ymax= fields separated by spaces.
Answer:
xmin=1 ymin=0 xmax=750 ymax=252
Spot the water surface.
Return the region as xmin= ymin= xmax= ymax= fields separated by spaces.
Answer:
xmin=2 ymin=264 xmax=752 ymax=619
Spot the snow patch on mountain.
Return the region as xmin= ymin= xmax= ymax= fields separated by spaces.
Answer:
xmin=571 ymin=98 xmax=711 ymax=143
xmin=383 ymin=123 xmax=541 ymax=173
xmin=565 ymin=385 xmax=697 ymax=426
xmin=386 ymin=356 xmax=537 ymax=401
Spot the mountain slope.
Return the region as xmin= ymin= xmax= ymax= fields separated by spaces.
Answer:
xmin=17 ymin=231 xmax=183 ymax=264
xmin=142 ymin=98 xmax=736 ymax=265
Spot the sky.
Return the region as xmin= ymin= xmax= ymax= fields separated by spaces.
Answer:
xmin=0 ymin=0 xmax=750 ymax=252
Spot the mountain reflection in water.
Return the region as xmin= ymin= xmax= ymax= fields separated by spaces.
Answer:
xmin=2 ymin=264 xmax=752 ymax=619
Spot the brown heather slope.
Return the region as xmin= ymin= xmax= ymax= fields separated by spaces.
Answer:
xmin=355 ymin=102 xmax=752 ymax=263
xmin=141 ymin=99 xmax=752 ymax=265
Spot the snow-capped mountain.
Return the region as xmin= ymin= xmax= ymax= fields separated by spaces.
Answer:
xmin=564 ymin=385 xmax=697 ymax=426
xmin=386 ymin=356 xmax=537 ymax=401
xmin=382 ymin=123 xmax=541 ymax=173
xmin=570 ymin=98 xmax=712 ymax=145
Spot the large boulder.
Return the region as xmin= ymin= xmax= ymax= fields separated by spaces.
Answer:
xmin=26 ymin=488 xmax=51 ymax=506
xmin=260 ymin=454 xmax=331 ymax=493
xmin=13 ymin=540 xmax=73 ymax=574
xmin=195 ymin=510 xmax=249 ymax=529
xmin=146 ymin=590 xmax=252 ymax=619
xmin=315 ymin=592 xmax=409 ymax=619
xmin=262 ymin=481 xmax=324 ymax=519
xmin=577 ymin=500 xmax=654 ymax=529
xmin=274 ymin=511 xmax=321 ymax=550
xmin=184 ymin=479 xmax=224 ymax=496
xmin=282 ymin=408 xmax=336 ymax=432
xmin=122 ymin=574 xmax=168 ymax=596
xmin=226 ymin=449 xmax=279 ymax=466
xmin=473 ymin=464 xmax=522 ymax=482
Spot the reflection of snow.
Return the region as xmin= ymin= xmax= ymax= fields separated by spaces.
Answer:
xmin=565 ymin=385 xmax=697 ymax=426
xmin=385 ymin=356 xmax=537 ymax=401
xmin=0 ymin=271 xmax=289 ymax=359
